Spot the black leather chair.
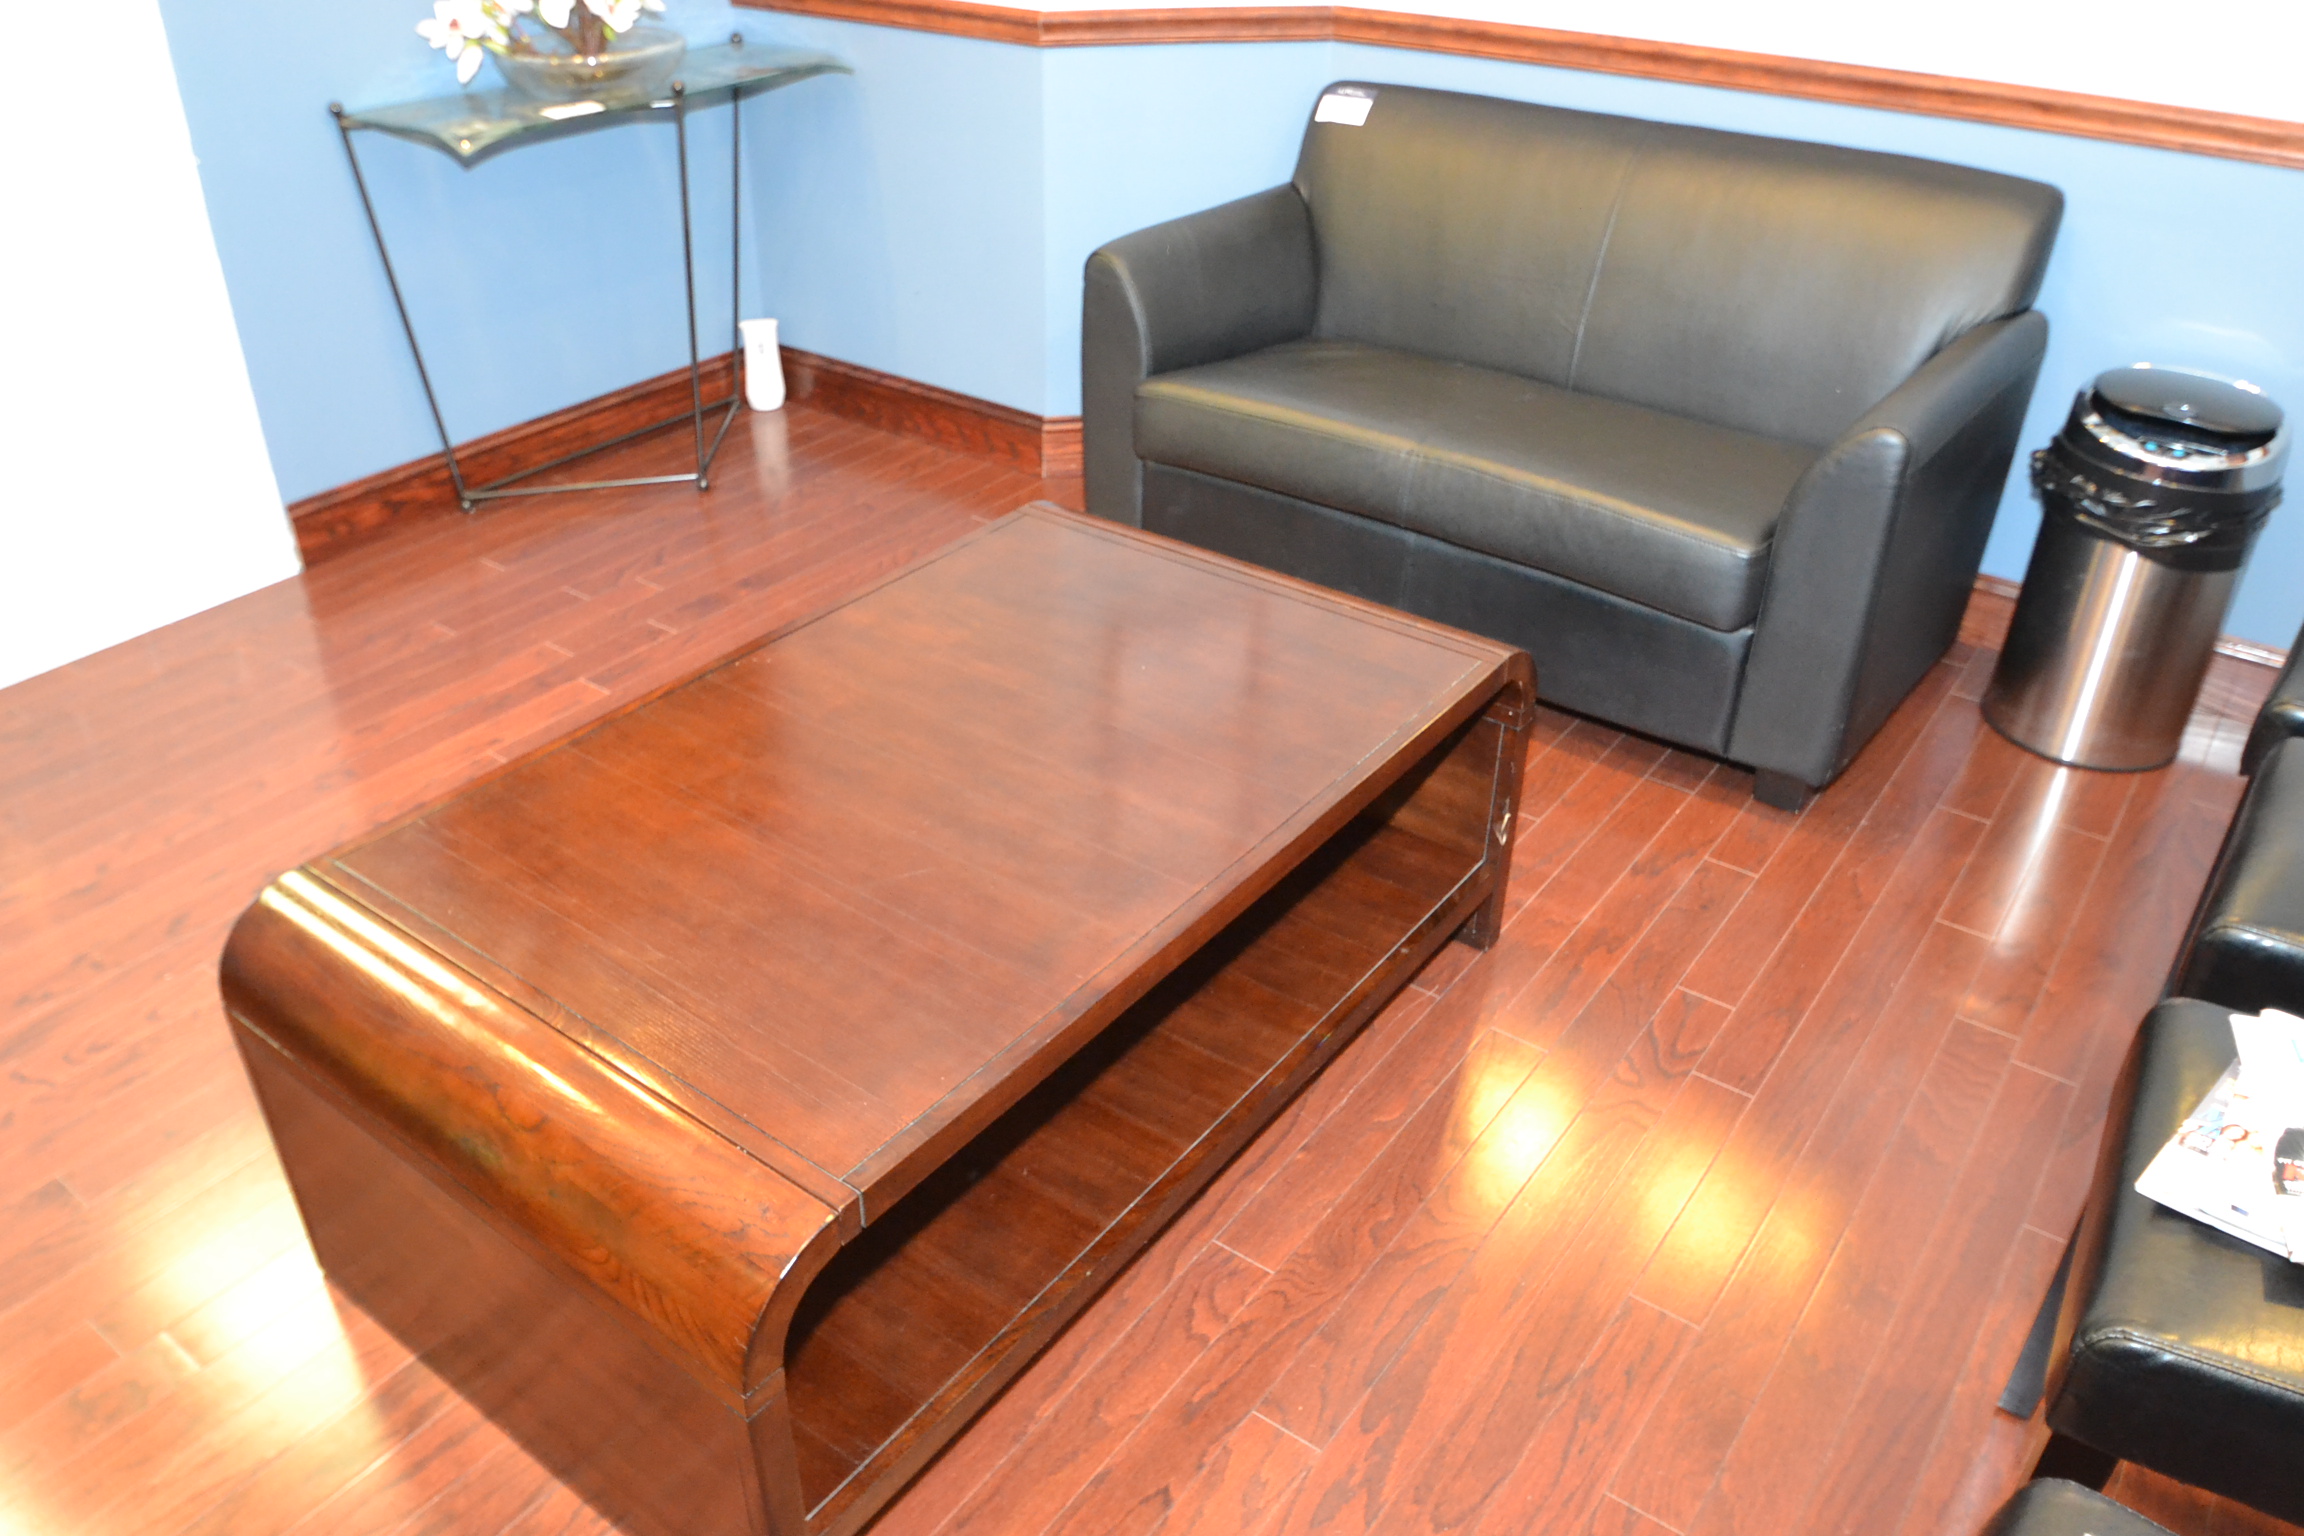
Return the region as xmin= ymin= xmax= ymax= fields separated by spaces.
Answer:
xmin=2022 ymin=662 xmax=2304 ymax=1522
xmin=2241 ymin=618 xmax=2304 ymax=776
xmin=1083 ymin=84 xmax=2064 ymax=806
xmin=2176 ymin=621 xmax=2304 ymax=1017
xmin=2044 ymin=998 xmax=2304 ymax=1525
xmin=1982 ymin=1481 xmax=2174 ymax=1536
xmin=2174 ymin=734 xmax=2304 ymax=1015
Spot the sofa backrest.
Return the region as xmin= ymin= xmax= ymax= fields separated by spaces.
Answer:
xmin=1293 ymin=85 xmax=2062 ymax=449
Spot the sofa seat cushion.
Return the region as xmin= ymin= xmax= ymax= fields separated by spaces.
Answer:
xmin=1134 ymin=338 xmax=1818 ymax=633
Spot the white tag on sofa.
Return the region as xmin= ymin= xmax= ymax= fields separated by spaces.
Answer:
xmin=1315 ymin=88 xmax=1375 ymax=126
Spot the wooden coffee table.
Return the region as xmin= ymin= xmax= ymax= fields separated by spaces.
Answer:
xmin=221 ymin=504 xmax=1532 ymax=1536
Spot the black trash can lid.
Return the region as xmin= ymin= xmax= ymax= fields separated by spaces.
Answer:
xmin=2091 ymin=365 xmax=2282 ymax=454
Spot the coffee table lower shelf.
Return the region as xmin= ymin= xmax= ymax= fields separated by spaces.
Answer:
xmin=224 ymin=694 xmax=1525 ymax=1536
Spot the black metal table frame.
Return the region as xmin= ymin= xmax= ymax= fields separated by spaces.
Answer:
xmin=331 ymin=46 xmax=754 ymax=511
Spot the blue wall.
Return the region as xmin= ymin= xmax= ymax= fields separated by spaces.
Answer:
xmin=157 ymin=0 xmax=758 ymax=502
xmin=162 ymin=5 xmax=2304 ymax=646
xmin=1039 ymin=42 xmax=1329 ymax=407
xmin=747 ymin=20 xmax=1046 ymax=411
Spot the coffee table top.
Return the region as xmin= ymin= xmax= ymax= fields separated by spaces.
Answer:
xmin=315 ymin=505 xmax=1522 ymax=1221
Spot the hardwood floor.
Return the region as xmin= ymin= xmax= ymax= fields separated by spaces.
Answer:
xmin=0 ymin=405 xmax=2283 ymax=1536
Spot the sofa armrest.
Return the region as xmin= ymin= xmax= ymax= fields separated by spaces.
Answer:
xmin=1083 ymin=185 xmax=1317 ymax=525
xmin=1728 ymin=310 xmax=2049 ymax=789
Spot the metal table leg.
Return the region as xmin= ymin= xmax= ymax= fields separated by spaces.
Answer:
xmin=334 ymin=104 xmax=473 ymax=509
xmin=331 ymin=40 xmax=752 ymax=514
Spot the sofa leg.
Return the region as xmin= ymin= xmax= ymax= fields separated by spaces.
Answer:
xmin=1753 ymin=769 xmax=1813 ymax=812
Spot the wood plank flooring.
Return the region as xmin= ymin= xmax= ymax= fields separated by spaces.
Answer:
xmin=0 ymin=406 xmax=2286 ymax=1536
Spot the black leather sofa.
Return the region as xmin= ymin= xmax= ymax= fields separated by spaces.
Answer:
xmin=1083 ymin=84 xmax=2064 ymax=806
xmin=2039 ymin=625 xmax=2304 ymax=1523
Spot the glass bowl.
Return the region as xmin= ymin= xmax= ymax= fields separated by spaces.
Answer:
xmin=496 ymin=27 xmax=687 ymax=104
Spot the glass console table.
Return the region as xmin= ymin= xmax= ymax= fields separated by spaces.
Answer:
xmin=332 ymin=37 xmax=847 ymax=509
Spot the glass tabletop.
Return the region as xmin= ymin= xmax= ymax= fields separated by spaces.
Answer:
xmin=338 ymin=38 xmax=849 ymax=166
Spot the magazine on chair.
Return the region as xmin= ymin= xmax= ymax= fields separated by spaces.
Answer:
xmin=2135 ymin=1008 xmax=2304 ymax=1262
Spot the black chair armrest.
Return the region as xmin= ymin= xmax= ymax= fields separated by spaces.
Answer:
xmin=1082 ymin=185 xmax=1317 ymax=525
xmin=2242 ymin=618 xmax=2304 ymax=776
xmin=1982 ymin=1480 xmax=2176 ymax=1536
xmin=2174 ymin=734 xmax=2304 ymax=1013
xmin=1728 ymin=311 xmax=2049 ymax=789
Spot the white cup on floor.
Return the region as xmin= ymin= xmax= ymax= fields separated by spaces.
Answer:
xmin=739 ymin=318 xmax=786 ymax=412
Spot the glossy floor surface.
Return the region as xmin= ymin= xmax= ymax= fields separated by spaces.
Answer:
xmin=0 ymin=405 xmax=2284 ymax=1536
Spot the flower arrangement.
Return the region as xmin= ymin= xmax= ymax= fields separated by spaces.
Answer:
xmin=418 ymin=0 xmax=668 ymax=85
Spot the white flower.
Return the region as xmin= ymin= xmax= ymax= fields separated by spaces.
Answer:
xmin=536 ymin=0 xmax=572 ymax=24
xmin=416 ymin=3 xmax=481 ymax=57
xmin=583 ymin=0 xmax=645 ymax=32
xmin=417 ymin=0 xmax=509 ymax=84
xmin=415 ymin=0 xmax=480 ymax=53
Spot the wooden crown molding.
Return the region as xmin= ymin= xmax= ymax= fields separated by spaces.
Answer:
xmin=734 ymin=0 xmax=2304 ymax=171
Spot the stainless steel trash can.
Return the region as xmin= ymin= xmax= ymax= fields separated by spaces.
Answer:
xmin=1983 ymin=366 xmax=2287 ymax=770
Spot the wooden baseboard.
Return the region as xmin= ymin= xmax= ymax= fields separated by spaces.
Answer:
xmin=291 ymin=349 xmax=1079 ymax=567
xmin=1970 ymin=571 xmax=2285 ymax=668
xmin=289 ymin=354 xmax=738 ymax=566
xmin=1042 ymin=415 xmax=1084 ymax=480
xmin=2213 ymin=635 xmax=2289 ymax=669
xmin=779 ymin=346 xmax=1082 ymax=478
xmin=1973 ymin=573 xmax=2023 ymax=605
